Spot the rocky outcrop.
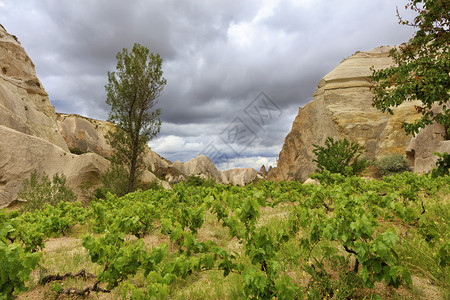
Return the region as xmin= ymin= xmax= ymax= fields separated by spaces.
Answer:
xmin=170 ymin=155 xmax=261 ymax=186
xmin=0 ymin=25 xmax=68 ymax=151
xmin=260 ymin=165 xmax=268 ymax=177
xmin=57 ymin=113 xmax=114 ymax=157
xmin=57 ymin=113 xmax=172 ymax=172
xmin=0 ymin=25 xmax=107 ymax=206
xmin=172 ymin=155 xmax=222 ymax=181
xmin=269 ymin=46 xmax=422 ymax=181
xmin=0 ymin=125 xmax=109 ymax=207
xmin=0 ymin=25 xmax=170 ymax=206
xmin=221 ymin=168 xmax=261 ymax=186
xmin=406 ymin=122 xmax=450 ymax=174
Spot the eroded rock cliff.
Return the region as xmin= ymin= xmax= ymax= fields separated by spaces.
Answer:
xmin=0 ymin=25 xmax=68 ymax=151
xmin=0 ymin=26 xmax=109 ymax=206
xmin=269 ymin=46 xmax=422 ymax=181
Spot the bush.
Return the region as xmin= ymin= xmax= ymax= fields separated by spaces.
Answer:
xmin=184 ymin=175 xmax=217 ymax=187
xmin=140 ymin=179 xmax=163 ymax=191
xmin=312 ymin=137 xmax=369 ymax=176
xmin=99 ymin=164 xmax=130 ymax=197
xmin=376 ymin=154 xmax=410 ymax=176
xmin=18 ymin=171 xmax=77 ymax=212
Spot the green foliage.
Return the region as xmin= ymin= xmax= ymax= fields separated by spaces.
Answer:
xmin=98 ymin=163 xmax=130 ymax=197
xmin=371 ymin=0 xmax=450 ymax=139
xmin=18 ymin=170 xmax=77 ymax=212
xmin=6 ymin=172 xmax=450 ymax=298
xmin=0 ymin=200 xmax=87 ymax=299
xmin=184 ymin=175 xmax=217 ymax=187
xmin=431 ymin=152 xmax=450 ymax=177
xmin=312 ymin=137 xmax=369 ymax=176
xmin=0 ymin=243 xmax=41 ymax=299
xmin=82 ymin=174 xmax=449 ymax=297
xmin=376 ymin=154 xmax=411 ymax=176
xmin=142 ymin=179 xmax=163 ymax=191
xmin=105 ymin=43 xmax=166 ymax=194
xmin=6 ymin=201 xmax=87 ymax=252
xmin=295 ymin=173 xmax=450 ymax=294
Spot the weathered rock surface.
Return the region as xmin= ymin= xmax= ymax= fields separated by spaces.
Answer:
xmin=303 ymin=178 xmax=320 ymax=185
xmin=170 ymin=155 xmax=261 ymax=186
xmin=221 ymin=168 xmax=261 ymax=186
xmin=269 ymin=46 xmax=422 ymax=181
xmin=57 ymin=113 xmax=114 ymax=157
xmin=140 ymin=169 xmax=172 ymax=190
xmin=0 ymin=25 xmax=68 ymax=151
xmin=406 ymin=122 xmax=450 ymax=174
xmin=172 ymin=155 xmax=222 ymax=181
xmin=259 ymin=165 xmax=268 ymax=177
xmin=0 ymin=125 xmax=109 ymax=207
xmin=57 ymin=113 xmax=172 ymax=172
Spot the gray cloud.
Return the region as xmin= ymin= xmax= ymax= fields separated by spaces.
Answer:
xmin=1 ymin=0 xmax=417 ymax=168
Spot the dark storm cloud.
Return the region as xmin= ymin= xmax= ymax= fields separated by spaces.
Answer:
xmin=1 ymin=0 xmax=417 ymax=168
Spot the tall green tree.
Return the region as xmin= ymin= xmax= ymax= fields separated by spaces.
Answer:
xmin=371 ymin=0 xmax=449 ymax=139
xmin=105 ymin=43 xmax=166 ymax=193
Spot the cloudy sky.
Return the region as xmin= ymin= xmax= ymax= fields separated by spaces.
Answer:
xmin=1 ymin=0 xmax=417 ymax=169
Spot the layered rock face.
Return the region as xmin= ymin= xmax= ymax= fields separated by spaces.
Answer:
xmin=0 ymin=25 xmax=68 ymax=151
xmin=56 ymin=113 xmax=184 ymax=181
xmin=269 ymin=46 xmax=422 ymax=181
xmin=0 ymin=26 xmax=109 ymax=206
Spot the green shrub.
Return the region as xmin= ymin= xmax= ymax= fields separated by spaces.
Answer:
xmin=18 ymin=171 xmax=76 ymax=212
xmin=0 ymin=243 xmax=41 ymax=299
xmin=99 ymin=164 xmax=130 ymax=197
xmin=376 ymin=154 xmax=410 ymax=176
xmin=184 ymin=175 xmax=217 ymax=187
xmin=312 ymin=137 xmax=369 ymax=176
xmin=431 ymin=152 xmax=450 ymax=178
xmin=141 ymin=179 xmax=163 ymax=191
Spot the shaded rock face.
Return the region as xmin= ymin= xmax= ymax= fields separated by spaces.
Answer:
xmin=269 ymin=46 xmax=422 ymax=182
xmin=260 ymin=165 xmax=268 ymax=177
xmin=0 ymin=25 xmax=68 ymax=151
xmin=406 ymin=122 xmax=450 ymax=174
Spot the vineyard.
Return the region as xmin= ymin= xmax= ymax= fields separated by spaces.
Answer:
xmin=1 ymin=172 xmax=449 ymax=299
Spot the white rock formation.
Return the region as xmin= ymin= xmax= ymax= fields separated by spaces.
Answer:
xmin=269 ymin=46 xmax=422 ymax=181
xmin=0 ymin=125 xmax=109 ymax=207
xmin=0 ymin=25 xmax=68 ymax=151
